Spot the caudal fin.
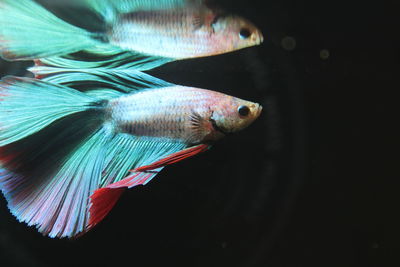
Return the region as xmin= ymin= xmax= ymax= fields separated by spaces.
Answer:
xmin=0 ymin=0 xmax=98 ymax=60
xmin=0 ymin=76 xmax=100 ymax=145
xmin=0 ymin=76 xmax=108 ymax=237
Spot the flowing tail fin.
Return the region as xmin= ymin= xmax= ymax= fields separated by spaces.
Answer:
xmin=0 ymin=76 xmax=101 ymax=145
xmin=0 ymin=0 xmax=99 ymax=60
xmin=0 ymin=76 xmax=109 ymax=237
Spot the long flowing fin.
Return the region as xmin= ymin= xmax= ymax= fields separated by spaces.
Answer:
xmin=29 ymin=60 xmax=173 ymax=93
xmin=0 ymin=76 xmax=108 ymax=237
xmin=0 ymin=0 xmax=99 ymax=60
xmin=0 ymin=130 xmax=190 ymax=237
xmin=30 ymin=45 xmax=173 ymax=72
xmin=0 ymin=76 xmax=100 ymax=146
xmin=0 ymin=127 xmax=109 ymax=238
xmin=88 ymin=142 xmax=209 ymax=230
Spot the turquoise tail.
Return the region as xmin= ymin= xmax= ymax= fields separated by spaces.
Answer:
xmin=0 ymin=76 xmax=101 ymax=145
xmin=0 ymin=0 xmax=99 ymax=60
xmin=0 ymin=76 xmax=108 ymax=237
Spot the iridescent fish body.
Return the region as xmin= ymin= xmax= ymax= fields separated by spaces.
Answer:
xmin=110 ymin=8 xmax=263 ymax=58
xmin=0 ymin=75 xmax=262 ymax=238
xmin=0 ymin=0 xmax=263 ymax=69
xmin=110 ymin=86 xmax=262 ymax=142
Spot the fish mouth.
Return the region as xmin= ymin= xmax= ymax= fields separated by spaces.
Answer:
xmin=210 ymin=118 xmax=231 ymax=136
xmin=252 ymin=30 xmax=264 ymax=45
xmin=260 ymin=34 xmax=264 ymax=44
xmin=253 ymin=103 xmax=263 ymax=118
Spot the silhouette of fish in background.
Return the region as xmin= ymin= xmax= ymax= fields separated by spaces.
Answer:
xmin=0 ymin=74 xmax=262 ymax=238
xmin=0 ymin=0 xmax=263 ymax=70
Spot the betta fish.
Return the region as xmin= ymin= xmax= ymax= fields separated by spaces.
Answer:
xmin=0 ymin=0 xmax=263 ymax=70
xmin=0 ymin=75 xmax=262 ymax=238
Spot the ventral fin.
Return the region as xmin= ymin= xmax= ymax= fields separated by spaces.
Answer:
xmin=133 ymin=144 xmax=210 ymax=172
xmin=87 ymin=187 xmax=126 ymax=230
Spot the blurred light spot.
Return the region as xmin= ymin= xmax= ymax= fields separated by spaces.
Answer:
xmin=320 ymin=49 xmax=330 ymax=60
xmin=372 ymin=242 xmax=379 ymax=249
xmin=281 ymin=36 xmax=296 ymax=51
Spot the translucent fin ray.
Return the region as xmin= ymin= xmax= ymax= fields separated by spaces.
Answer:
xmin=32 ymin=46 xmax=173 ymax=71
xmin=0 ymin=128 xmax=109 ymax=238
xmin=29 ymin=64 xmax=173 ymax=93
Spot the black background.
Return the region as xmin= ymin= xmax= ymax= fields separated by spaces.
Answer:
xmin=0 ymin=0 xmax=399 ymax=266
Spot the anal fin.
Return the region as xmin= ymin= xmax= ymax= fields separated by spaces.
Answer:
xmin=88 ymin=169 xmax=161 ymax=230
xmin=87 ymin=144 xmax=210 ymax=230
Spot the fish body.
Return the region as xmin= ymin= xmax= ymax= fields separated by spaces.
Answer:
xmin=110 ymin=8 xmax=263 ymax=58
xmin=109 ymin=86 xmax=262 ymax=143
xmin=0 ymin=76 xmax=261 ymax=238
xmin=0 ymin=0 xmax=263 ymax=66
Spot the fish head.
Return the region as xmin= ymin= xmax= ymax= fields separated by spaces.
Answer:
xmin=209 ymin=96 xmax=262 ymax=137
xmin=211 ymin=14 xmax=263 ymax=53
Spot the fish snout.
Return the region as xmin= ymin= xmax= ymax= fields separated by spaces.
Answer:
xmin=251 ymin=30 xmax=264 ymax=45
xmin=249 ymin=103 xmax=263 ymax=118
xmin=255 ymin=103 xmax=263 ymax=118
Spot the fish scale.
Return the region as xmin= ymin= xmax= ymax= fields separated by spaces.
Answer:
xmin=109 ymin=86 xmax=217 ymax=142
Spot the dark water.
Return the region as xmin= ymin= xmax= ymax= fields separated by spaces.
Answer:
xmin=0 ymin=1 xmax=398 ymax=266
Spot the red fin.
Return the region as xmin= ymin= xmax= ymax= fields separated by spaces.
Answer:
xmin=33 ymin=59 xmax=44 ymax=66
xmin=87 ymin=172 xmax=158 ymax=229
xmin=133 ymin=144 xmax=209 ymax=172
xmin=0 ymin=145 xmax=21 ymax=168
xmin=88 ymin=187 xmax=126 ymax=230
xmin=86 ymin=144 xmax=209 ymax=229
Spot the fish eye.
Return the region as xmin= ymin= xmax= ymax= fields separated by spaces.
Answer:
xmin=238 ymin=105 xmax=250 ymax=117
xmin=239 ymin=28 xmax=252 ymax=39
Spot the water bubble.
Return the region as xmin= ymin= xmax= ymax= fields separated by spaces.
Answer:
xmin=281 ymin=36 xmax=296 ymax=51
xmin=371 ymin=242 xmax=379 ymax=249
xmin=320 ymin=49 xmax=330 ymax=60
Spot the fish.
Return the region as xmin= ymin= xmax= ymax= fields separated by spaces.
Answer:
xmin=0 ymin=0 xmax=263 ymax=70
xmin=0 ymin=75 xmax=262 ymax=238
